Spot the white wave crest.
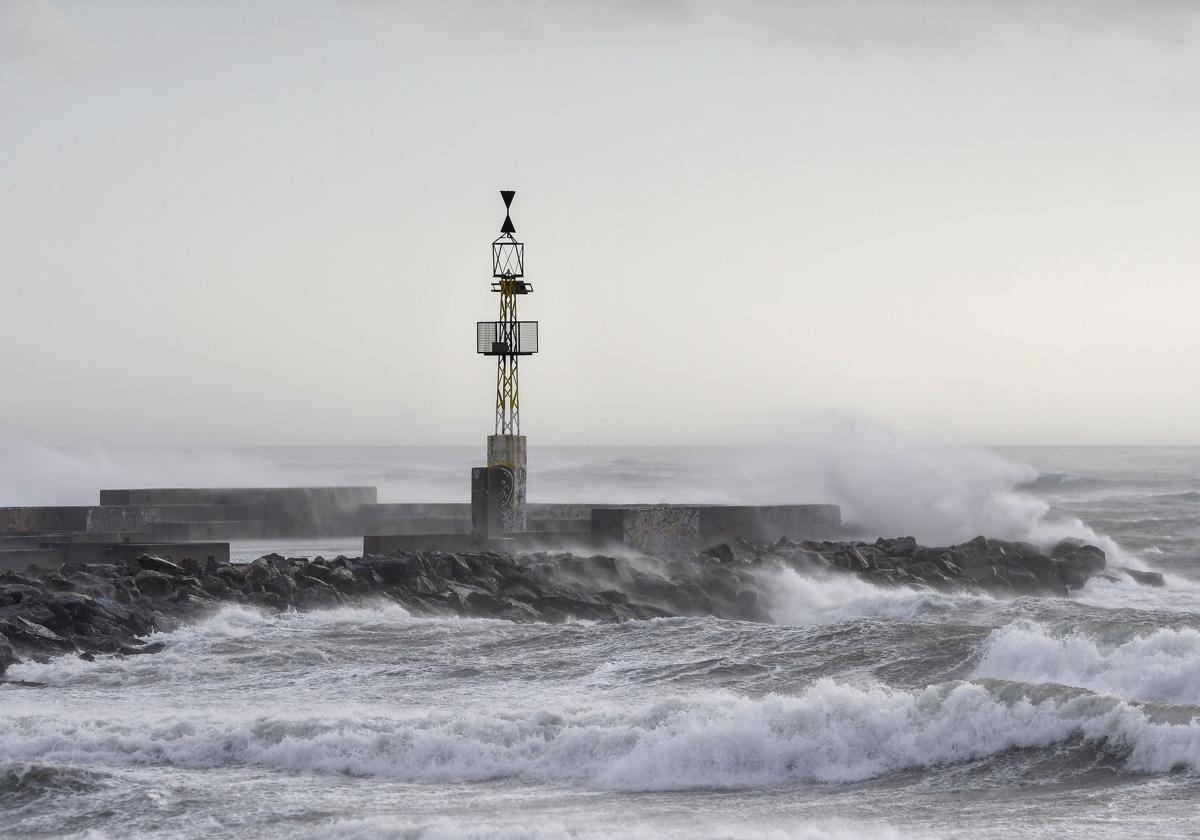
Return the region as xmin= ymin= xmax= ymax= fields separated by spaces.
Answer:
xmin=4 ymin=679 xmax=1199 ymax=789
xmin=764 ymin=567 xmax=997 ymax=625
xmin=299 ymin=816 xmax=924 ymax=840
xmin=973 ymin=621 xmax=1200 ymax=704
xmin=4 ymin=603 xmax=414 ymax=687
xmin=1069 ymin=573 xmax=1200 ymax=614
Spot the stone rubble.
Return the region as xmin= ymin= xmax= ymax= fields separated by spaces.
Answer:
xmin=0 ymin=534 xmax=1159 ymax=679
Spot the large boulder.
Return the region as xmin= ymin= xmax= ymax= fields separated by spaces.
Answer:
xmin=1051 ymin=540 xmax=1106 ymax=589
xmin=876 ymin=536 xmax=917 ymax=558
xmin=134 ymin=570 xmax=174 ymax=598
xmin=0 ymin=582 xmax=44 ymax=607
xmin=246 ymin=557 xmax=280 ymax=584
xmin=136 ymin=554 xmax=185 ymax=576
xmin=1121 ymin=567 xmax=1165 ymax=587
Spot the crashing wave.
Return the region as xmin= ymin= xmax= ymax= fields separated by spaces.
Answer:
xmin=973 ymin=621 xmax=1200 ymax=705
xmin=3 ymin=678 xmax=1199 ymax=790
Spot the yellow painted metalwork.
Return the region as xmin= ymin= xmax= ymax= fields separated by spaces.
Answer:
xmin=495 ymin=284 xmax=520 ymax=434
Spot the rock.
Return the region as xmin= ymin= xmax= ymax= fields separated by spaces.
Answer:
xmin=0 ymin=533 xmax=1109 ymax=674
xmin=136 ymin=554 xmax=185 ymax=576
xmin=6 ymin=616 xmax=68 ymax=645
xmin=961 ymin=564 xmax=1008 ymax=589
xmin=262 ymin=574 xmax=297 ymax=599
xmin=349 ymin=564 xmax=385 ymax=589
xmin=201 ymin=575 xmax=232 ymax=598
xmin=1120 ymin=567 xmax=1165 ymax=587
xmin=0 ymin=583 xmax=44 ymax=606
xmin=326 ymin=565 xmax=359 ymax=592
xmin=934 ymin=556 xmax=961 ymax=577
xmin=0 ymin=639 xmax=17 ymax=676
xmin=127 ymin=641 xmax=166 ymax=655
xmin=295 ymin=576 xmax=343 ymax=609
xmin=1052 ymin=543 xmax=1106 ymax=589
xmin=217 ymin=565 xmax=248 ymax=583
xmin=246 ymin=558 xmax=280 ymax=583
xmin=246 ymin=591 xmax=283 ymax=611
xmin=954 ymin=537 xmax=993 ymax=569
xmin=46 ymin=592 xmax=96 ymax=623
xmin=463 ymin=590 xmax=510 ymax=616
xmin=877 ymin=536 xmax=917 ymax=558
xmin=1050 ymin=538 xmax=1090 ymax=559
xmin=363 ymin=557 xmax=418 ymax=585
xmin=411 ymin=574 xmax=439 ymax=596
xmin=1000 ymin=564 xmax=1042 ymax=594
xmin=703 ymin=543 xmax=735 ymax=564
xmin=134 ymin=570 xmax=174 ymax=598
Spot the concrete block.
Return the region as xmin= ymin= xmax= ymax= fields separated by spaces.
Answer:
xmin=471 ymin=467 xmax=488 ymax=540
xmin=0 ymin=507 xmax=90 ymax=534
xmin=590 ymin=504 xmax=842 ymax=552
xmin=148 ymin=521 xmax=280 ymax=541
xmin=99 ymin=487 xmax=377 ymax=507
xmin=99 ymin=487 xmax=377 ymax=537
xmin=362 ymin=530 xmax=603 ymax=557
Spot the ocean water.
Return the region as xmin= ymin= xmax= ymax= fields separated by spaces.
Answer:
xmin=3 ymin=443 xmax=1200 ymax=839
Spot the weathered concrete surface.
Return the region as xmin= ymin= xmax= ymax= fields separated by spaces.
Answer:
xmin=99 ymin=487 xmax=377 ymax=508
xmin=486 ymin=435 xmax=527 ymax=532
xmin=0 ymin=507 xmax=90 ymax=534
xmin=591 ymin=504 xmax=843 ymax=551
xmin=363 ymin=531 xmax=604 ymax=556
xmin=98 ymin=487 xmax=378 ymax=537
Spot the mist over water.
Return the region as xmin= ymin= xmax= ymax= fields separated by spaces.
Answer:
xmin=4 ymin=440 xmax=1200 ymax=838
xmin=2 ymin=423 xmax=1175 ymax=557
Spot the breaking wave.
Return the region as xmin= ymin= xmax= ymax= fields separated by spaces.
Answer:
xmin=4 ymin=679 xmax=1199 ymax=790
xmin=296 ymin=817 xmax=923 ymax=840
xmin=973 ymin=621 xmax=1200 ymax=705
xmin=763 ymin=567 xmax=997 ymax=625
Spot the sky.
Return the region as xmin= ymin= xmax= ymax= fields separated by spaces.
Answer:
xmin=2 ymin=0 xmax=1199 ymax=447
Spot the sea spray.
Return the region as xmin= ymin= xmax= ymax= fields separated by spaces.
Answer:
xmin=762 ymin=566 xmax=998 ymax=625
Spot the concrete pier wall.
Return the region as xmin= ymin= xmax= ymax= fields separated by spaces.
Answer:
xmin=590 ymin=504 xmax=842 ymax=552
xmin=3 ymin=485 xmax=843 ymax=570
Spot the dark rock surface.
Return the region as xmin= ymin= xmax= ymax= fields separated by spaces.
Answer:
xmin=0 ymin=535 xmax=1139 ymax=677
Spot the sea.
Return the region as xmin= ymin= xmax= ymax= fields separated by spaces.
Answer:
xmin=3 ymin=441 xmax=1200 ymax=839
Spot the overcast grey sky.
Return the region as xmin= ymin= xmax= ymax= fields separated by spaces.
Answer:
xmin=2 ymin=0 xmax=1198 ymax=447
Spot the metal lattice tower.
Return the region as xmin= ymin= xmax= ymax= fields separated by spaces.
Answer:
xmin=477 ymin=190 xmax=537 ymax=434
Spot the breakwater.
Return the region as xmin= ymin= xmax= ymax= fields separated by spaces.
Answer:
xmin=0 ymin=532 xmax=1157 ymax=678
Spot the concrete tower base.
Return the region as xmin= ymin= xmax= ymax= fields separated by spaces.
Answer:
xmin=486 ymin=434 xmax=527 ymax=533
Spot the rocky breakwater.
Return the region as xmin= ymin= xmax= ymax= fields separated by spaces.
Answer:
xmin=0 ymin=535 xmax=1162 ymax=679
xmin=784 ymin=534 xmax=1162 ymax=593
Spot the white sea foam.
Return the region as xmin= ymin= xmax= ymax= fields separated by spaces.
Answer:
xmin=3 ymin=679 xmax=1198 ymax=789
xmin=1069 ymin=573 xmax=1200 ymax=615
xmin=3 ymin=603 xmax=416 ymax=687
xmin=299 ymin=817 xmax=925 ymax=840
xmin=763 ymin=567 xmax=997 ymax=625
xmin=973 ymin=621 xmax=1200 ymax=704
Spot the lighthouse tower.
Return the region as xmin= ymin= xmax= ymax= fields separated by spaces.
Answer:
xmin=475 ymin=190 xmax=538 ymax=533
